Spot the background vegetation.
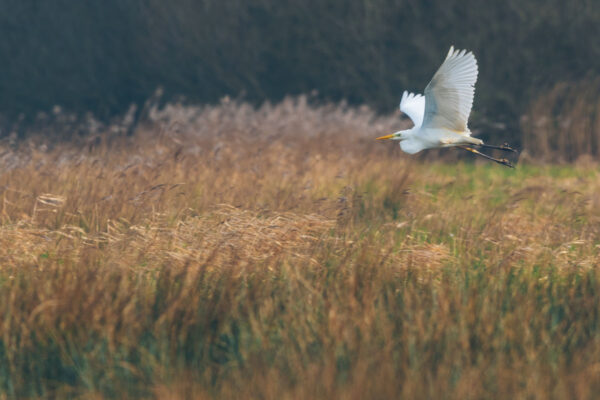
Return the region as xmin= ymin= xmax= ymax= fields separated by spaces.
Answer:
xmin=0 ymin=101 xmax=599 ymax=398
xmin=1 ymin=0 xmax=600 ymax=157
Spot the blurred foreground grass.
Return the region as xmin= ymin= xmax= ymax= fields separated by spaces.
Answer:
xmin=0 ymin=100 xmax=599 ymax=398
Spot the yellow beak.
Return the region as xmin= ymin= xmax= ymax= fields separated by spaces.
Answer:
xmin=376 ymin=134 xmax=395 ymax=140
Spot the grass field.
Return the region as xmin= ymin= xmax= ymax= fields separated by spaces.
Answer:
xmin=1 ymin=99 xmax=599 ymax=398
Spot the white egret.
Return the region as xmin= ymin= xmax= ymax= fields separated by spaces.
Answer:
xmin=377 ymin=46 xmax=516 ymax=167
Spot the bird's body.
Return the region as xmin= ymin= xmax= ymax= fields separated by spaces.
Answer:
xmin=377 ymin=46 xmax=515 ymax=167
xmin=397 ymin=127 xmax=482 ymax=154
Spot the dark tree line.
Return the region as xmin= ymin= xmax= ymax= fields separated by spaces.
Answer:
xmin=1 ymin=0 xmax=599 ymax=144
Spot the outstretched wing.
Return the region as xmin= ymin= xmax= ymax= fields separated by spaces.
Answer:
xmin=422 ymin=46 xmax=478 ymax=132
xmin=399 ymin=90 xmax=425 ymax=128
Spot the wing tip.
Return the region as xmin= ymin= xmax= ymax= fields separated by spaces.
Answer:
xmin=446 ymin=45 xmax=476 ymax=61
xmin=399 ymin=91 xmax=424 ymax=109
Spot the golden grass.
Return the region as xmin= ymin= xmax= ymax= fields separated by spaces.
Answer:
xmin=522 ymin=77 xmax=600 ymax=163
xmin=1 ymin=98 xmax=600 ymax=398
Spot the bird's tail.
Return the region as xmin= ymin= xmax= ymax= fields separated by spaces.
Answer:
xmin=465 ymin=136 xmax=484 ymax=145
xmin=441 ymin=130 xmax=483 ymax=146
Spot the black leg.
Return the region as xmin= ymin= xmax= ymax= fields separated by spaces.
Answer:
xmin=473 ymin=142 xmax=518 ymax=153
xmin=458 ymin=146 xmax=515 ymax=168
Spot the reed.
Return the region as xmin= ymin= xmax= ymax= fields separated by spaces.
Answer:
xmin=0 ymin=99 xmax=599 ymax=398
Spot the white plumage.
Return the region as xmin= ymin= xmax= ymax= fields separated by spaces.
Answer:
xmin=399 ymin=91 xmax=425 ymax=128
xmin=377 ymin=46 xmax=515 ymax=167
xmin=422 ymin=47 xmax=478 ymax=132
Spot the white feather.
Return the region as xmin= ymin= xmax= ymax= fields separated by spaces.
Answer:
xmin=399 ymin=90 xmax=425 ymax=128
xmin=422 ymin=46 xmax=478 ymax=132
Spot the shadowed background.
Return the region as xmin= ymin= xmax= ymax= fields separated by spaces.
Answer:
xmin=1 ymin=0 xmax=600 ymax=160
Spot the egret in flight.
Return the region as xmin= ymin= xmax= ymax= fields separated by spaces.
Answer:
xmin=377 ymin=46 xmax=516 ymax=167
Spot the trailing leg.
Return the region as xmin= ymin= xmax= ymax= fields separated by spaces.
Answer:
xmin=458 ymin=146 xmax=514 ymax=168
xmin=473 ymin=142 xmax=518 ymax=153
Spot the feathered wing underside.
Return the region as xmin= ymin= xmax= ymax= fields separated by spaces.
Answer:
xmin=399 ymin=90 xmax=425 ymax=128
xmin=422 ymin=46 xmax=478 ymax=132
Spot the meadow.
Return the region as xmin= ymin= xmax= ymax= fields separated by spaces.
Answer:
xmin=0 ymin=98 xmax=599 ymax=398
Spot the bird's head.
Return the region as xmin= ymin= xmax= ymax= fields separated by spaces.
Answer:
xmin=376 ymin=130 xmax=406 ymax=141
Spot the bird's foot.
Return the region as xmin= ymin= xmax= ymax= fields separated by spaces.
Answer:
xmin=475 ymin=142 xmax=518 ymax=153
xmin=459 ymin=145 xmax=515 ymax=168
xmin=497 ymin=158 xmax=515 ymax=168
xmin=500 ymin=142 xmax=518 ymax=153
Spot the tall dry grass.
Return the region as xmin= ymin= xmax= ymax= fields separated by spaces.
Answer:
xmin=0 ymin=98 xmax=599 ymax=398
xmin=522 ymin=77 xmax=600 ymax=162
